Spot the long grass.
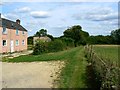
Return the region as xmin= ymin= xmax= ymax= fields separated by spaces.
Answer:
xmin=93 ymin=45 xmax=119 ymax=64
xmin=3 ymin=46 xmax=88 ymax=88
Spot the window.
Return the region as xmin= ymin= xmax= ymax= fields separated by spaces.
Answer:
xmin=22 ymin=31 xmax=25 ymax=35
xmin=2 ymin=40 xmax=7 ymax=46
xmin=2 ymin=27 xmax=7 ymax=34
xmin=16 ymin=29 xmax=19 ymax=35
xmin=22 ymin=40 xmax=25 ymax=45
xmin=16 ymin=40 xmax=19 ymax=46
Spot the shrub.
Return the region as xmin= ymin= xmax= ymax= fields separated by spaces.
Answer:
xmin=33 ymin=40 xmax=48 ymax=55
xmin=61 ymin=37 xmax=74 ymax=47
xmin=47 ymin=39 xmax=66 ymax=52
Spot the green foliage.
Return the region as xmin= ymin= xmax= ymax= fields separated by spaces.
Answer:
xmin=61 ymin=37 xmax=74 ymax=47
xmin=47 ymin=34 xmax=54 ymax=41
xmin=27 ymin=36 xmax=33 ymax=45
xmin=47 ymin=39 xmax=66 ymax=52
xmin=34 ymin=29 xmax=47 ymax=37
xmin=33 ymin=39 xmax=66 ymax=55
xmin=111 ymin=29 xmax=120 ymax=44
xmin=33 ymin=40 xmax=47 ymax=55
xmin=63 ymin=25 xmax=89 ymax=46
xmin=87 ymin=35 xmax=114 ymax=44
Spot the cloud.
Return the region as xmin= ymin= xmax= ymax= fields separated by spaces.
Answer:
xmin=15 ymin=7 xmax=31 ymax=13
xmin=4 ymin=13 xmax=19 ymax=20
xmin=73 ymin=6 xmax=118 ymax=22
xmin=1 ymin=14 xmax=6 ymax=18
xmin=30 ymin=11 xmax=50 ymax=18
xmin=90 ymin=13 xmax=118 ymax=21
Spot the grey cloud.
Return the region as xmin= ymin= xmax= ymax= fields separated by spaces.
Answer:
xmin=73 ymin=12 xmax=118 ymax=22
xmin=73 ymin=6 xmax=118 ymax=22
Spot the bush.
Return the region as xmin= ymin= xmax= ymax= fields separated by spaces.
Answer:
xmin=33 ymin=40 xmax=48 ymax=55
xmin=47 ymin=39 xmax=66 ymax=52
xmin=61 ymin=37 xmax=74 ymax=47
xmin=33 ymin=39 xmax=66 ymax=55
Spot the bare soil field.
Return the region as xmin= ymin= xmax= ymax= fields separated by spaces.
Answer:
xmin=2 ymin=61 xmax=64 ymax=88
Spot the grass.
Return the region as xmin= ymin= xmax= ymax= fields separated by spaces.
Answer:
xmin=93 ymin=45 xmax=119 ymax=64
xmin=3 ymin=46 xmax=88 ymax=88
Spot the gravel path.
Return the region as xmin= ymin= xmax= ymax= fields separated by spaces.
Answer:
xmin=2 ymin=61 xmax=64 ymax=88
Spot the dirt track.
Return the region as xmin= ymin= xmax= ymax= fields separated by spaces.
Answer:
xmin=2 ymin=61 xmax=64 ymax=88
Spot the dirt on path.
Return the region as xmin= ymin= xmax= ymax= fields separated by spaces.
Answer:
xmin=2 ymin=61 xmax=64 ymax=88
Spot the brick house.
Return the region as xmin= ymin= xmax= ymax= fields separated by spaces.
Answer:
xmin=0 ymin=15 xmax=27 ymax=53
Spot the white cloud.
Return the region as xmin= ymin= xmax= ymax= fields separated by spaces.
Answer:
xmin=30 ymin=11 xmax=50 ymax=18
xmin=4 ymin=13 xmax=19 ymax=20
xmin=86 ymin=13 xmax=118 ymax=21
xmin=16 ymin=7 xmax=31 ymax=13
xmin=73 ymin=6 xmax=118 ymax=22
xmin=1 ymin=14 xmax=6 ymax=18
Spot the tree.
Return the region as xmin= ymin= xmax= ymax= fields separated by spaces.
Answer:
xmin=87 ymin=35 xmax=114 ymax=44
xmin=111 ymin=29 xmax=120 ymax=44
xmin=27 ymin=36 xmax=33 ymax=45
xmin=34 ymin=29 xmax=47 ymax=37
xmin=63 ymin=25 xmax=89 ymax=46
xmin=47 ymin=34 xmax=54 ymax=41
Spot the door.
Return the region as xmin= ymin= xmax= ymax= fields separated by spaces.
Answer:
xmin=10 ymin=40 xmax=14 ymax=52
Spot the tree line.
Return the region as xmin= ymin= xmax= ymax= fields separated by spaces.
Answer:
xmin=28 ymin=25 xmax=120 ymax=46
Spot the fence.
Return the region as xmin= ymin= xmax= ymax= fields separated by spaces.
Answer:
xmin=85 ymin=45 xmax=120 ymax=90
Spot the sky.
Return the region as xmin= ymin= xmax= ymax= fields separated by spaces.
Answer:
xmin=0 ymin=1 xmax=119 ymax=37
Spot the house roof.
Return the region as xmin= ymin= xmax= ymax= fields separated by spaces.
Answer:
xmin=0 ymin=18 xmax=27 ymax=32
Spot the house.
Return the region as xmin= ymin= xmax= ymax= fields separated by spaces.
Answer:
xmin=0 ymin=14 xmax=27 ymax=53
xmin=33 ymin=36 xmax=51 ymax=45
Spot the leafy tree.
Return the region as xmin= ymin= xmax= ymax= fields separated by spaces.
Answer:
xmin=63 ymin=25 xmax=89 ymax=46
xmin=34 ymin=29 xmax=47 ymax=37
xmin=27 ymin=36 xmax=33 ymax=45
xmin=111 ymin=29 xmax=120 ymax=44
xmin=47 ymin=34 xmax=54 ymax=41
xmin=61 ymin=37 xmax=74 ymax=47
xmin=87 ymin=35 xmax=114 ymax=44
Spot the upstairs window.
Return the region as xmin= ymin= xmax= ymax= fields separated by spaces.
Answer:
xmin=16 ymin=29 xmax=19 ymax=35
xmin=22 ymin=31 xmax=25 ymax=35
xmin=16 ymin=40 xmax=19 ymax=46
xmin=2 ymin=40 xmax=7 ymax=46
xmin=22 ymin=40 xmax=25 ymax=45
xmin=2 ymin=27 xmax=7 ymax=34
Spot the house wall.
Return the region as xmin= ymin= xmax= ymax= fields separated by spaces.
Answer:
xmin=0 ymin=27 xmax=27 ymax=53
xmin=33 ymin=36 xmax=51 ymax=45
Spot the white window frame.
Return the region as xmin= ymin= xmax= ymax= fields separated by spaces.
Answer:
xmin=16 ymin=40 xmax=19 ymax=46
xmin=2 ymin=27 xmax=7 ymax=34
xmin=22 ymin=40 xmax=25 ymax=45
xmin=2 ymin=40 xmax=7 ymax=46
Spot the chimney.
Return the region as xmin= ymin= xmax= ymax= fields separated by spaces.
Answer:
xmin=16 ymin=19 xmax=20 ymax=24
